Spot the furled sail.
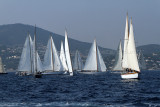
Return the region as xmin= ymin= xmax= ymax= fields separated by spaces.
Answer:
xmin=60 ymin=41 xmax=68 ymax=71
xmin=127 ymin=19 xmax=140 ymax=72
xmin=73 ymin=50 xmax=83 ymax=71
xmin=65 ymin=30 xmax=73 ymax=75
xmin=43 ymin=36 xmax=63 ymax=71
xmin=18 ymin=35 xmax=33 ymax=72
xmin=112 ymin=40 xmax=123 ymax=71
xmin=83 ymin=39 xmax=106 ymax=71
xmin=122 ymin=13 xmax=129 ymax=69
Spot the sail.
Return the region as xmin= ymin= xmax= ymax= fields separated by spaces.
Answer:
xmin=83 ymin=40 xmax=97 ymax=71
xmin=83 ymin=39 xmax=106 ymax=71
xmin=18 ymin=35 xmax=33 ymax=72
xmin=60 ymin=41 xmax=68 ymax=71
xmin=112 ymin=40 xmax=123 ymax=71
xmin=36 ymin=52 xmax=43 ymax=72
xmin=0 ymin=57 xmax=5 ymax=73
xmin=65 ymin=30 xmax=73 ymax=75
xmin=122 ymin=13 xmax=129 ymax=69
xmin=73 ymin=50 xmax=83 ymax=71
xmin=43 ymin=37 xmax=63 ymax=71
xmin=127 ymin=19 xmax=140 ymax=72
xmin=97 ymin=46 xmax=107 ymax=71
xmin=138 ymin=51 xmax=146 ymax=70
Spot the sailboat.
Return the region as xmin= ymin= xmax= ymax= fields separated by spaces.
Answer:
xmin=60 ymin=41 xmax=68 ymax=72
xmin=81 ymin=39 xmax=106 ymax=74
xmin=121 ymin=14 xmax=140 ymax=79
xmin=73 ymin=50 xmax=83 ymax=71
xmin=42 ymin=36 xmax=64 ymax=75
xmin=32 ymin=26 xmax=43 ymax=78
xmin=65 ymin=30 xmax=73 ymax=76
xmin=0 ymin=57 xmax=7 ymax=74
xmin=17 ymin=34 xmax=33 ymax=75
xmin=112 ymin=40 xmax=123 ymax=72
xmin=138 ymin=50 xmax=146 ymax=70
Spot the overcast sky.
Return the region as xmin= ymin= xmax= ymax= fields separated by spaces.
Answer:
xmin=0 ymin=0 xmax=160 ymax=49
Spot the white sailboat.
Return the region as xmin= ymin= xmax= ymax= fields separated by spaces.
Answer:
xmin=0 ymin=57 xmax=7 ymax=74
xmin=32 ymin=26 xmax=43 ymax=78
xmin=81 ymin=39 xmax=106 ymax=74
xmin=73 ymin=50 xmax=83 ymax=71
xmin=112 ymin=40 xmax=123 ymax=72
xmin=138 ymin=50 xmax=146 ymax=70
xmin=65 ymin=30 xmax=73 ymax=76
xmin=17 ymin=34 xmax=33 ymax=75
xmin=121 ymin=16 xmax=140 ymax=79
xmin=60 ymin=41 xmax=68 ymax=71
xmin=43 ymin=36 xmax=64 ymax=75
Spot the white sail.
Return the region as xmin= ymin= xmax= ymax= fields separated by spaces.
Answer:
xmin=65 ymin=30 xmax=73 ymax=75
xmin=138 ymin=51 xmax=146 ymax=70
xmin=97 ymin=46 xmax=107 ymax=71
xmin=122 ymin=13 xmax=129 ymax=69
xmin=43 ymin=36 xmax=63 ymax=71
xmin=83 ymin=39 xmax=106 ymax=71
xmin=32 ymin=36 xmax=43 ymax=73
xmin=127 ymin=19 xmax=140 ymax=72
xmin=112 ymin=40 xmax=123 ymax=71
xmin=73 ymin=50 xmax=83 ymax=71
xmin=0 ymin=57 xmax=5 ymax=73
xmin=18 ymin=35 xmax=33 ymax=73
xmin=60 ymin=41 xmax=68 ymax=71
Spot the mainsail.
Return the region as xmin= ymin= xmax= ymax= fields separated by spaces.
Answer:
xmin=18 ymin=35 xmax=33 ymax=73
xmin=83 ymin=39 xmax=106 ymax=71
xmin=112 ymin=40 xmax=123 ymax=71
xmin=122 ymin=13 xmax=129 ymax=69
xmin=43 ymin=36 xmax=63 ymax=71
xmin=65 ymin=30 xmax=73 ymax=75
xmin=73 ymin=50 xmax=83 ymax=71
xmin=127 ymin=18 xmax=140 ymax=72
xmin=60 ymin=41 xmax=68 ymax=71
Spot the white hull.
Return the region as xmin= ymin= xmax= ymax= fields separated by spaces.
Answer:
xmin=121 ymin=72 xmax=139 ymax=79
xmin=42 ymin=71 xmax=65 ymax=75
xmin=78 ymin=71 xmax=106 ymax=75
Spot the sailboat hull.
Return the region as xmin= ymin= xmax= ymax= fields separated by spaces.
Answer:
xmin=121 ymin=72 xmax=139 ymax=79
xmin=0 ymin=72 xmax=8 ymax=74
xmin=42 ymin=71 xmax=65 ymax=75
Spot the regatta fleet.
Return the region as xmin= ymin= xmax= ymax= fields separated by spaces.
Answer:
xmin=1 ymin=13 xmax=144 ymax=79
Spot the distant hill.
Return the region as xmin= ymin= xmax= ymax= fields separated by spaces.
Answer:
xmin=0 ymin=23 xmax=115 ymax=56
xmin=137 ymin=44 xmax=160 ymax=55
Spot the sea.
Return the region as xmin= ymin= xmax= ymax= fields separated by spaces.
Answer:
xmin=0 ymin=71 xmax=160 ymax=107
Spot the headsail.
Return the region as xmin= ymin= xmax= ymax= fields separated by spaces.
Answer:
xmin=112 ymin=40 xmax=123 ymax=71
xmin=65 ymin=30 xmax=73 ymax=76
xmin=60 ymin=41 xmax=68 ymax=71
xmin=18 ymin=35 xmax=33 ymax=73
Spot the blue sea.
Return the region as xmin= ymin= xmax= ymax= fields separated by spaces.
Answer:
xmin=0 ymin=71 xmax=160 ymax=107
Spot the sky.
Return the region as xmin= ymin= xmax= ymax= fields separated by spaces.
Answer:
xmin=0 ymin=0 xmax=160 ymax=49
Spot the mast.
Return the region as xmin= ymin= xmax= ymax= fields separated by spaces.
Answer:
xmin=28 ymin=32 xmax=33 ymax=74
xmin=50 ymin=35 xmax=54 ymax=71
xmin=95 ymin=39 xmax=98 ymax=72
xmin=34 ymin=25 xmax=37 ymax=73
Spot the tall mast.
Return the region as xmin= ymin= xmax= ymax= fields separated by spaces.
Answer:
xmin=95 ymin=39 xmax=98 ymax=72
xmin=34 ymin=25 xmax=37 ymax=73
xmin=28 ymin=32 xmax=33 ymax=74
xmin=50 ymin=35 xmax=54 ymax=71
